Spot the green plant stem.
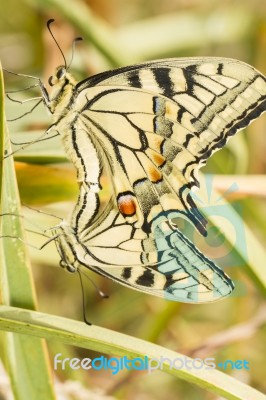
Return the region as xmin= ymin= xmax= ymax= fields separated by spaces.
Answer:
xmin=0 ymin=61 xmax=4 ymax=204
xmin=0 ymin=305 xmax=265 ymax=400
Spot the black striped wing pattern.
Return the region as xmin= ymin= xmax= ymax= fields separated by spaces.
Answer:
xmin=56 ymin=185 xmax=234 ymax=302
xmin=51 ymin=57 xmax=266 ymax=302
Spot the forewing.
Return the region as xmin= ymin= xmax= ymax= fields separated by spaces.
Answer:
xmin=75 ymin=58 xmax=266 ymax=233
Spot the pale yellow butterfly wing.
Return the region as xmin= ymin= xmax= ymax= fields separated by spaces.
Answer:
xmin=51 ymin=57 xmax=266 ymax=301
xmin=56 ymin=186 xmax=233 ymax=302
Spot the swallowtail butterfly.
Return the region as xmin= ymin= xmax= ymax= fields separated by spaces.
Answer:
xmin=14 ymin=23 xmax=266 ymax=302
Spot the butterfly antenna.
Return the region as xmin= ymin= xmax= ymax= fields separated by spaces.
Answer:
xmin=80 ymin=269 xmax=109 ymax=299
xmin=67 ymin=37 xmax=83 ymax=71
xmin=47 ymin=19 xmax=67 ymax=69
xmin=77 ymin=269 xmax=92 ymax=325
xmin=77 ymin=269 xmax=109 ymax=324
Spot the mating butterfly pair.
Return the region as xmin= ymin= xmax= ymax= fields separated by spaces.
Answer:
xmin=9 ymin=22 xmax=266 ymax=303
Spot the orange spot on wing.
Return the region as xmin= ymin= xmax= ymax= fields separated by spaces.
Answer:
xmin=148 ymin=167 xmax=162 ymax=183
xmin=118 ymin=194 xmax=136 ymax=216
xmin=150 ymin=152 xmax=165 ymax=167
xmin=152 ymin=136 xmax=164 ymax=148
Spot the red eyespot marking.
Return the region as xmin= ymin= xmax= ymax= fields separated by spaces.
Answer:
xmin=148 ymin=166 xmax=162 ymax=183
xmin=117 ymin=193 xmax=136 ymax=216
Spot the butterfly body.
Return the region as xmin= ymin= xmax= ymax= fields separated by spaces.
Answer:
xmin=39 ymin=57 xmax=266 ymax=302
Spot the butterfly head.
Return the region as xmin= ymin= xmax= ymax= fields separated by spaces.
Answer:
xmin=48 ymin=65 xmax=67 ymax=87
xmin=45 ymin=20 xmax=81 ymax=116
xmin=48 ymin=65 xmax=77 ymax=89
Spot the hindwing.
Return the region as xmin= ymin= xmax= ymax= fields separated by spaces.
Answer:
xmin=56 ymin=187 xmax=233 ymax=302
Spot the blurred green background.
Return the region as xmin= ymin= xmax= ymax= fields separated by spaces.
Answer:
xmin=1 ymin=0 xmax=266 ymax=399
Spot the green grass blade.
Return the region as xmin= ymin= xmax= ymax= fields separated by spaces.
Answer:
xmin=0 ymin=61 xmax=4 ymax=202
xmin=0 ymin=64 xmax=55 ymax=400
xmin=0 ymin=305 xmax=265 ymax=400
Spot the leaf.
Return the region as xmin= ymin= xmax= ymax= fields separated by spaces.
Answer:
xmin=0 ymin=62 xmax=4 ymax=201
xmin=0 ymin=63 xmax=55 ymax=400
xmin=0 ymin=305 xmax=265 ymax=400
